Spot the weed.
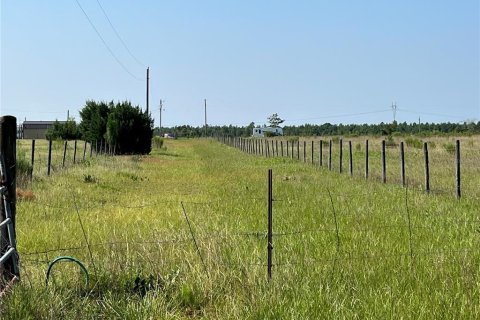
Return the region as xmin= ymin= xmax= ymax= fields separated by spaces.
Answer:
xmin=152 ymin=136 xmax=164 ymax=150
xmin=443 ymin=142 xmax=456 ymax=154
xmin=83 ymin=174 xmax=97 ymax=183
xmin=405 ymin=137 xmax=423 ymax=149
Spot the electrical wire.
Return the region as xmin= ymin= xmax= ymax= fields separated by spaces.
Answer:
xmin=282 ymin=109 xmax=392 ymax=123
xmin=95 ymin=0 xmax=146 ymax=67
xmin=74 ymin=0 xmax=143 ymax=81
xmin=397 ymin=108 xmax=471 ymax=120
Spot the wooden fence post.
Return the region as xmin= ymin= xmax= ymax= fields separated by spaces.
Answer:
xmin=90 ymin=141 xmax=93 ymax=158
xmin=365 ymin=139 xmax=369 ymax=179
xmin=382 ymin=140 xmax=386 ymax=183
xmin=349 ymin=141 xmax=353 ymax=176
xmin=303 ymin=141 xmax=306 ymax=162
xmin=281 ymin=141 xmax=284 ymax=157
xmin=456 ymin=140 xmax=461 ymax=199
xmin=291 ymin=140 xmax=294 ymax=159
xmin=328 ymin=140 xmax=332 ymax=170
xmin=311 ymin=141 xmax=314 ymax=165
xmin=0 ymin=116 xmax=19 ymax=281
xmin=267 ymin=169 xmax=273 ymax=280
xmin=30 ymin=140 xmax=35 ymax=180
xmin=319 ymin=140 xmax=323 ymax=167
xmin=276 ymin=140 xmax=278 ymax=157
xmin=83 ymin=141 xmax=87 ymax=161
xmin=339 ymin=139 xmax=343 ymax=173
xmin=286 ymin=140 xmax=289 ymax=157
xmin=73 ymin=140 xmax=77 ymax=164
xmin=297 ymin=140 xmax=300 ymax=160
xmin=400 ymin=141 xmax=405 ymax=187
xmin=62 ymin=140 xmax=67 ymax=168
xmin=424 ymin=142 xmax=430 ymax=193
xmin=47 ymin=139 xmax=52 ymax=176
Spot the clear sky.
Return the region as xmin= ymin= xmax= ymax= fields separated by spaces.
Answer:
xmin=1 ymin=0 xmax=479 ymax=127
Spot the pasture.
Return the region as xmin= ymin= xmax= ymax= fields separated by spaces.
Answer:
xmin=1 ymin=136 xmax=479 ymax=319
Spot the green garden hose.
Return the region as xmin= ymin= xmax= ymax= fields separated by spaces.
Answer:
xmin=45 ymin=256 xmax=89 ymax=287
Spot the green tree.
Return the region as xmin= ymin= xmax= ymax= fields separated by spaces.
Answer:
xmin=105 ymin=101 xmax=153 ymax=154
xmin=79 ymin=100 xmax=111 ymax=143
xmin=267 ymin=113 xmax=284 ymax=127
xmin=46 ymin=118 xmax=80 ymax=140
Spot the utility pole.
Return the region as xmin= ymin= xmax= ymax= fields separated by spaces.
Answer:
xmin=159 ymin=99 xmax=164 ymax=136
xmin=146 ymin=67 xmax=150 ymax=114
xmin=204 ymin=98 xmax=207 ymax=137
xmin=67 ymin=110 xmax=69 ymax=120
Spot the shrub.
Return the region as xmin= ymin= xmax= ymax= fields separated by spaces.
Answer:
xmin=153 ymin=136 xmax=164 ymax=150
xmin=16 ymin=150 xmax=32 ymax=188
xmin=105 ymin=101 xmax=154 ymax=155
xmin=405 ymin=137 xmax=423 ymax=149
xmin=443 ymin=142 xmax=456 ymax=154
xmin=385 ymin=135 xmax=397 ymax=148
xmin=264 ymin=131 xmax=276 ymax=137
xmin=83 ymin=174 xmax=97 ymax=183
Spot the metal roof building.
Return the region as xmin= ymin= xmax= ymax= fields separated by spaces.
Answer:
xmin=21 ymin=121 xmax=66 ymax=139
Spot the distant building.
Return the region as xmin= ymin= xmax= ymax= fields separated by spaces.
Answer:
xmin=22 ymin=121 xmax=66 ymax=139
xmin=252 ymin=126 xmax=283 ymax=137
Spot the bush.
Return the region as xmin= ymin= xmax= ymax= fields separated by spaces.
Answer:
xmin=405 ymin=137 xmax=423 ymax=149
xmin=153 ymin=136 xmax=164 ymax=150
xmin=385 ymin=135 xmax=397 ymax=148
xmin=46 ymin=119 xmax=81 ymax=140
xmin=264 ymin=131 xmax=276 ymax=137
xmin=16 ymin=150 xmax=33 ymax=188
xmin=105 ymin=101 xmax=154 ymax=155
xmin=443 ymin=142 xmax=456 ymax=154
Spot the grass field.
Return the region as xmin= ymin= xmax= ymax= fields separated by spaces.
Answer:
xmin=2 ymin=137 xmax=479 ymax=319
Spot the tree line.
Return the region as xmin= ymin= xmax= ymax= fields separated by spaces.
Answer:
xmin=158 ymin=120 xmax=480 ymax=138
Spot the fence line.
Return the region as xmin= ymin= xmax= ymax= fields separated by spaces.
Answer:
xmin=18 ymin=169 xmax=478 ymax=282
xmin=21 ymin=138 xmax=116 ymax=183
xmin=216 ymin=135 xmax=470 ymax=199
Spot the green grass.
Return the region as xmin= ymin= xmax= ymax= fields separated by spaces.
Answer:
xmin=2 ymin=137 xmax=479 ymax=319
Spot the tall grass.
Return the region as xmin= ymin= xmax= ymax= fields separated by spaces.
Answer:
xmin=1 ymin=137 xmax=478 ymax=319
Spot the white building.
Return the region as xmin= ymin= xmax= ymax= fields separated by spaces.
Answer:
xmin=252 ymin=127 xmax=283 ymax=137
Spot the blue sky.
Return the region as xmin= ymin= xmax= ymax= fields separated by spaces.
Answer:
xmin=1 ymin=0 xmax=479 ymax=127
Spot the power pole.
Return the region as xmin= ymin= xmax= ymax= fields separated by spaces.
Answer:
xmin=67 ymin=109 xmax=69 ymax=120
xmin=391 ymin=101 xmax=397 ymax=122
xmin=159 ymin=99 xmax=164 ymax=136
xmin=204 ymin=99 xmax=207 ymax=137
xmin=146 ymin=67 xmax=150 ymax=114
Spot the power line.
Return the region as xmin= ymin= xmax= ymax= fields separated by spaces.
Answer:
xmin=74 ymin=0 xmax=143 ymax=81
xmin=282 ymin=109 xmax=391 ymax=123
xmin=397 ymin=108 xmax=471 ymax=120
xmin=95 ymin=0 xmax=146 ymax=67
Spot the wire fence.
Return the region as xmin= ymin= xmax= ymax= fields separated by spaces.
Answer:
xmin=215 ymin=135 xmax=480 ymax=200
xmin=17 ymin=179 xmax=479 ymax=282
